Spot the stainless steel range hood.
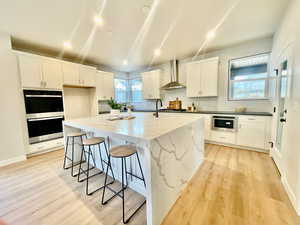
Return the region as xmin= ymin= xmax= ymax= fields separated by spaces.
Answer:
xmin=161 ymin=59 xmax=186 ymax=90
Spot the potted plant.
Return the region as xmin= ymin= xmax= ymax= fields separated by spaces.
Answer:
xmin=107 ymin=98 xmax=123 ymax=116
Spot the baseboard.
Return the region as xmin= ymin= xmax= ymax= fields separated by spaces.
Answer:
xmin=205 ymin=141 xmax=269 ymax=153
xmin=0 ymin=155 xmax=27 ymax=167
xmin=281 ymin=175 xmax=300 ymax=215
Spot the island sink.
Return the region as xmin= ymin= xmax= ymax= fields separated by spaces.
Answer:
xmin=63 ymin=112 xmax=204 ymax=225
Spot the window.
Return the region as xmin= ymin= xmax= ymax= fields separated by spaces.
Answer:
xmin=229 ymin=53 xmax=270 ymax=100
xmin=129 ymin=79 xmax=143 ymax=102
xmin=114 ymin=78 xmax=128 ymax=103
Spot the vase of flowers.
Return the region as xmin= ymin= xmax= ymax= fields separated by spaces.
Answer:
xmin=107 ymin=98 xmax=123 ymax=116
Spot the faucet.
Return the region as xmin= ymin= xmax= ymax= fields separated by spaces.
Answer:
xmin=154 ymin=99 xmax=163 ymax=118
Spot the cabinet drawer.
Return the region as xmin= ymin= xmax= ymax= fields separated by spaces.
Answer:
xmin=210 ymin=131 xmax=236 ymax=144
xmin=238 ymin=116 xmax=266 ymax=123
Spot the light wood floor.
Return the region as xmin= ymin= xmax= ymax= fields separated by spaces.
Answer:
xmin=0 ymin=144 xmax=299 ymax=225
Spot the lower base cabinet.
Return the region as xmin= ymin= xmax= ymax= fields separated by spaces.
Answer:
xmin=202 ymin=114 xmax=271 ymax=151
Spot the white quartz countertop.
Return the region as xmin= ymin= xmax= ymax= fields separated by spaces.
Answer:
xmin=63 ymin=112 xmax=203 ymax=141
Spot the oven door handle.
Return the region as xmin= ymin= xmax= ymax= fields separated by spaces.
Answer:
xmin=27 ymin=116 xmax=64 ymax=122
xmin=25 ymin=95 xmax=62 ymax=98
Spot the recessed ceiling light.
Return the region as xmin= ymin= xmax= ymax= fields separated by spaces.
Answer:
xmin=123 ymin=60 xmax=128 ymax=65
xmin=206 ymin=30 xmax=216 ymax=40
xmin=94 ymin=16 xmax=104 ymax=26
xmin=63 ymin=41 xmax=72 ymax=49
xmin=154 ymin=49 xmax=161 ymax=56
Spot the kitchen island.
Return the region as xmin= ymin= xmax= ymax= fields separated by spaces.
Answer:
xmin=63 ymin=112 xmax=204 ymax=225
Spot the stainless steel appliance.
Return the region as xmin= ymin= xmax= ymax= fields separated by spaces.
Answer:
xmin=23 ymin=90 xmax=64 ymax=144
xmin=212 ymin=116 xmax=237 ymax=132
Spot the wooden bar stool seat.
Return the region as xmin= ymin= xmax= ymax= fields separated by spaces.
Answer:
xmin=82 ymin=137 xmax=105 ymax=146
xmin=68 ymin=132 xmax=86 ymax=137
xmin=110 ymin=145 xmax=137 ymax=158
xmin=63 ymin=131 xmax=87 ymax=177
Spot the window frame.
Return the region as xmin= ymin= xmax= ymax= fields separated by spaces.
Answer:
xmin=128 ymin=78 xmax=144 ymax=103
xmin=114 ymin=78 xmax=129 ymax=103
xmin=227 ymin=52 xmax=271 ymax=101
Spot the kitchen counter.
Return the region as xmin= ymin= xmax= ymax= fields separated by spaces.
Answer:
xmin=63 ymin=112 xmax=204 ymax=225
xmin=99 ymin=110 xmax=272 ymax=116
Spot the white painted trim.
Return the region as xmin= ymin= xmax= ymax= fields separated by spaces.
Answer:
xmin=281 ymin=175 xmax=300 ymax=215
xmin=205 ymin=140 xmax=269 ymax=153
xmin=0 ymin=155 xmax=27 ymax=167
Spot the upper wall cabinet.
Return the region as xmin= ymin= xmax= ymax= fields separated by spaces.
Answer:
xmin=61 ymin=62 xmax=80 ymax=86
xmin=96 ymin=71 xmax=114 ymax=100
xmin=62 ymin=62 xmax=96 ymax=87
xmin=42 ymin=59 xmax=63 ymax=89
xmin=79 ymin=65 xmax=96 ymax=87
xmin=18 ymin=53 xmax=63 ymax=89
xmin=186 ymin=57 xmax=219 ymax=97
xmin=18 ymin=54 xmax=43 ymax=88
xmin=142 ymin=70 xmax=160 ymax=99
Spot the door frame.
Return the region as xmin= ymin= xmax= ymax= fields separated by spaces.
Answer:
xmin=269 ymin=41 xmax=294 ymax=176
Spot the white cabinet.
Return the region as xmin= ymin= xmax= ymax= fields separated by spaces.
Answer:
xmin=236 ymin=116 xmax=267 ymax=149
xmin=62 ymin=62 xmax=80 ymax=86
xmin=18 ymin=53 xmax=62 ymax=89
xmin=62 ymin=62 xmax=96 ymax=87
xmin=142 ymin=70 xmax=160 ymax=99
xmin=79 ymin=65 xmax=96 ymax=87
xmin=202 ymin=114 xmax=212 ymax=140
xmin=210 ymin=130 xmax=236 ymax=144
xmin=186 ymin=57 xmax=219 ymax=97
xmin=41 ymin=59 xmax=63 ymax=89
xmin=96 ymin=71 xmax=114 ymax=100
xmin=18 ymin=54 xmax=43 ymax=88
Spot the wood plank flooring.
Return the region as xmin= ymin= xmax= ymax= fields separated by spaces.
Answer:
xmin=162 ymin=144 xmax=300 ymax=225
xmin=0 ymin=144 xmax=299 ymax=225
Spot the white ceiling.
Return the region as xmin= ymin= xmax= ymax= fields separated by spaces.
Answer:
xmin=0 ymin=0 xmax=290 ymax=72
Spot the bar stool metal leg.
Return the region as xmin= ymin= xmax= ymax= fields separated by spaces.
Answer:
xmin=63 ymin=136 xmax=70 ymax=170
xmin=101 ymin=151 xmax=146 ymax=224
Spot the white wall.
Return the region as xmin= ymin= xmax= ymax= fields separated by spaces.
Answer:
xmin=0 ymin=33 xmax=26 ymax=166
xmin=130 ymin=37 xmax=273 ymax=112
xmin=270 ymin=0 xmax=300 ymax=214
xmin=63 ymin=87 xmax=96 ymax=119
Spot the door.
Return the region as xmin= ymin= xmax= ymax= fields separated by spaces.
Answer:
xmin=62 ymin=62 xmax=80 ymax=86
xmin=186 ymin=61 xmax=201 ymax=97
xmin=96 ymin=71 xmax=114 ymax=100
xmin=275 ymin=60 xmax=289 ymax=152
xmin=79 ymin=65 xmax=96 ymax=87
xmin=42 ymin=59 xmax=63 ymax=89
xmin=200 ymin=58 xmax=218 ymax=96
xmin=18 ymin=54 xmax=43 ymax=88
xmin=142 ymin=70 xmax=160 ymax=99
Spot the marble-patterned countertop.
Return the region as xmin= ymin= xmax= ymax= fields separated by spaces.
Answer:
xmin=64 ymin=112 xmax=203 ymax=141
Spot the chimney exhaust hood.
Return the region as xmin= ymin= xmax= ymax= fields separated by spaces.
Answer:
xmin=161 ymin=59 xmax=186 ymax=90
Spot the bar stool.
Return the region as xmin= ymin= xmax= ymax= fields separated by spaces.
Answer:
xmin=78 ymin=137 xmax=115 ymax=195
xmin=63 ymin=132 xmax=87 ymax=177
xmin=101 ymin=145 xmax=146 ymax=224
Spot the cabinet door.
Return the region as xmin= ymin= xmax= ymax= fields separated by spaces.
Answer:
xmin=186 ymin=62 xmax=201 ymax=97
xmin=200 ymin=58 xmax=218 ymax=96
xmin=96 ymin=71 xmax=114 ymax=100
xmin=42 ymin=59 xmax=63 ymax=89
xmin=18 ymin=54 xmax=43 ymax=88
xmin=62 ymin=62 xmax=80 ymax=86
xmin=237 ymin=118 xmax=266 ymax=149
xmin=79 ymin=65 xmax=96 ymax=87
xmin=142 ymin=70 xmax=160 ymax=99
